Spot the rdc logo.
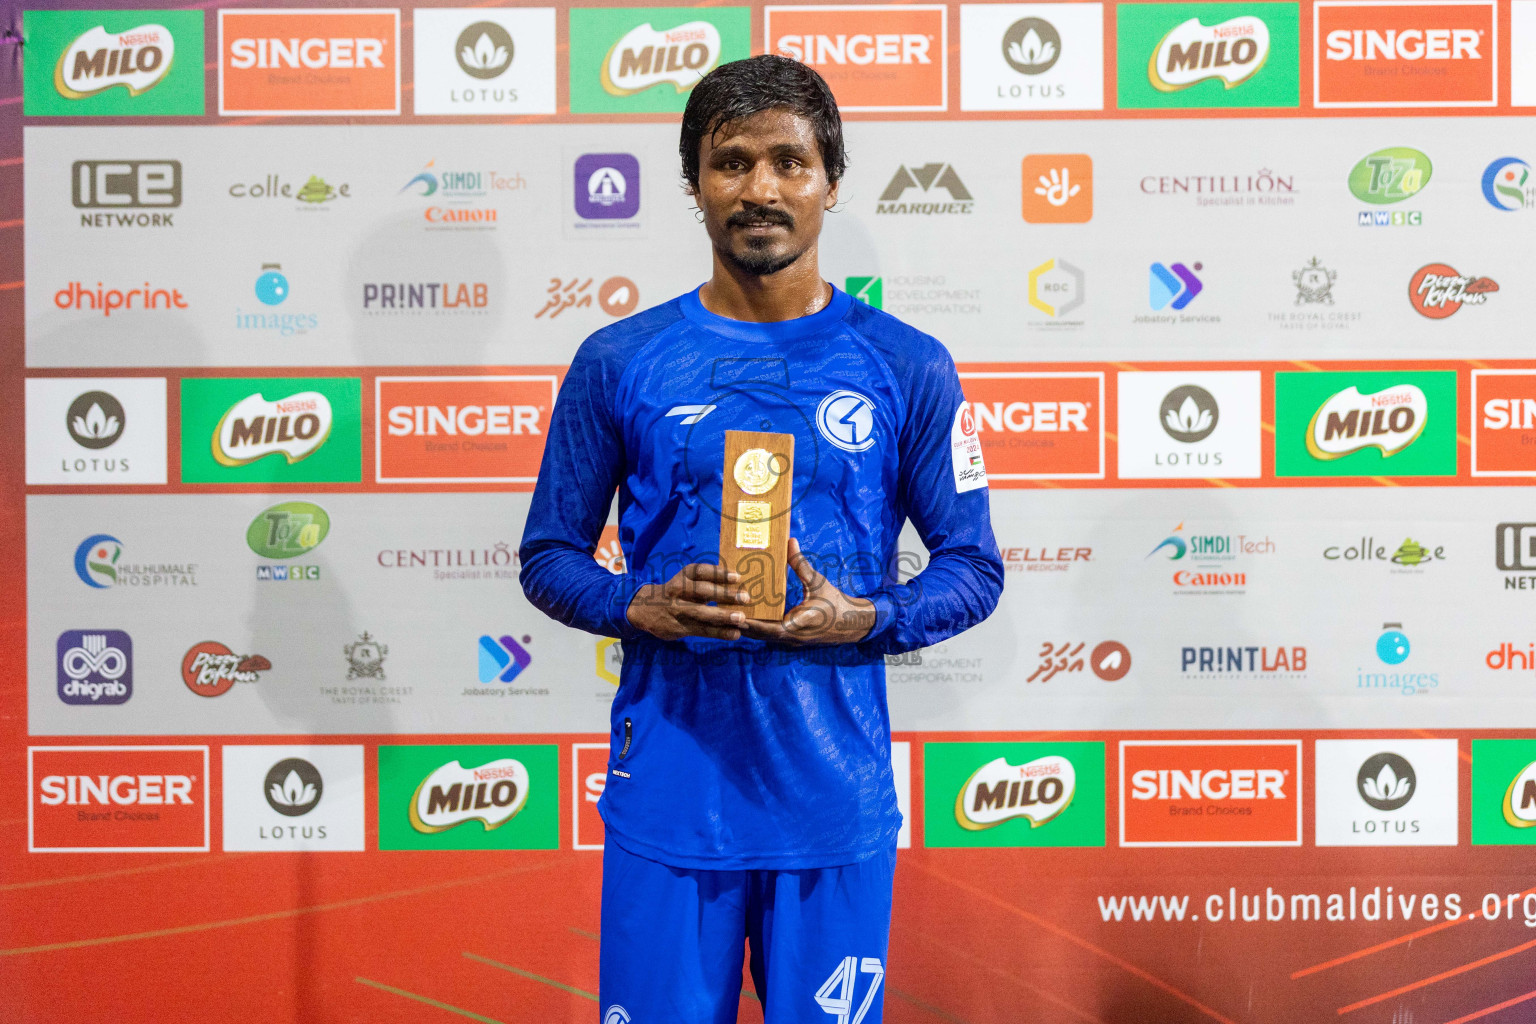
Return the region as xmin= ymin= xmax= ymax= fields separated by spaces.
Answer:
xmin=57 ymin=629 xmax=133 ymax=705
xmin=816 ymin=390 xmax=877 ymax=452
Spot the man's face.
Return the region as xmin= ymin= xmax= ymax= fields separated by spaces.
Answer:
xmin=692 ymin=107 xmax=839 ymax=277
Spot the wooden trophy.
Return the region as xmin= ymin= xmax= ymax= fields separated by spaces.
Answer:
xmin=718 ymin=430 xmax=795 ymax=620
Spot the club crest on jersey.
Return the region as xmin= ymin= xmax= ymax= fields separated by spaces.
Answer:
xmin=816 ymin=390 xmax=876 ymax=452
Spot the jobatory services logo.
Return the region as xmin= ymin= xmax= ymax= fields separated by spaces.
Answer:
xmin=1274 ymin=370 xmax=1457 ymax=478
xmin=765 ymin=5 xmax=947 ymax=111
xmin=1473 ymin=371 xmax=1536 ymax=476
xmin=877 ymin=163 xmax=974 ymax=215
xmin=958 ymin=372 xmax=1103 ymax=479
xmin=569 ymin=8 xmax=750 ymax=113
xmin=1315 ymin=739 xmax=1459 ymax=846
xmin=181 ymin=641 xmax=272 ymax=698
xmin=56 ymin=630 xmax=132 ymax=705
xmin=73 ymin=160 xmax=180 ymax=228
xmin=29 ymin=746 xmax=208 ymax=852
xmin=74 ymin=533 xmax=198 ymax=589
xmin=1148 ymin=261 xmax=1203 ymax=311
xmin=1349 ymin=146 xmax=1431 ymax=224
xmin=1314 ymin=0 xmax=1496 ymax=107
xmin=222 ymin=746 xmax=365 ymax=851
xmin=1117 ymin=371 xmax=1262 ymax=479
xmin=1496 ymin=523 xmax=1536 ymax=589
xmin=924 ymin=742 xmax=1105 ymax=848
xmin=1482 ymin=157 xmax=1534 ymax=211
xmin=23 ymin=10 xmax=205 ymax=116
xmin=377 ymin=745 xmax=558 ymax=850
xmin=1120 ymin=740 xmax=1302 ymax=847
xmin=412 ymin=9 xmax=557 ymax=114
xmin=1408 ymin=263 xmax=1499 ymax=318
xmin=1116 ymin=2 xmax=1300 ymax=109
xmin=180 ymin=378 xmax=361 ymax=484
xmin=960 ymin=4 xmax=1105 ymax=111
xmin=1471 ymin=740 xmax=1536 ymax=844
xmin=1021 ymin=153 xmax=1093 ymax=222
xmin=376 ymin=376 xmax=556 ymax=483
xmin=476 ymin=634 xmax=537 ymax=689
xmin=25 ymin=378 xmax=169 ymax=485
xmin=1358 ymin=621 xmax=1439 ymax=695
xmin=218 ymin=8 xmax=400 ymax=115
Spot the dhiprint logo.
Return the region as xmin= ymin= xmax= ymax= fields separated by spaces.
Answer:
xmin=817 ymin=390 xmax=877 ymax=453
xmin=1021 ymin=154 xmax=1092 ymax=222
xmin=1315 ymin=0 xmax=1496 ymax=107
xmin=67 ymin=391 xmax=124 ymax=449
xmin=1159 ymin=385 xmax=1219 ymax=443
xmin=1408 ymin=263 xmax=1499 ymax=318
xmin=1150 ymin=262 xmax=1203 ymax=310
xmin=219 ymin=9 xmax=400 ymax=116
xmin=877 ymin=164 xmax=973 ymax=215
xmin=960 ymin=4 xmax=1104 ymax=111
xmin=456 ymin=21 xmax=512 ymax=78
xmin=181 ymin=641 xmax=271 ymax=698
xmin=73 ymin=160 xmax=181 ymax=228
xmin=1483 ymin=158 xmax=1534 ymax=211
xmin=479 ymin=634 xmax=532 ymax=683
xmin=1472 ymin=371 xmax=1536 ymax=477
xmin=56 ymin=630 xmax=132 ymax=705
xmin=409 ymin=758 xmax=530 ymax=833
xmin=29 ymin=745 xmax=209 ymax=852
xmin=846 ymin=276 xmax=883 ymax=308
xmin=53 ymin=280 xmax=187 ymax=317
xmin=74 ymin=534 xmax=122 ymax=588
xmin=23 ymin=10 xmax=204 ymax=116
xmin=1116 ymin=3 xmax=1301 ymax=110
xmin=766 ymin=5 xmax=947 ymax=112
xmin=1150 ymin=15 xmax=1271 ymax=91
xmin=264 ymin=758 xmax=322 ymax=816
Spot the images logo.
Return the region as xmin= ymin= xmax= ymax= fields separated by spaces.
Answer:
xmin=478 ymin=634 xmax=532 ymax=683
xmin=1149 ymin=262 xmax=1202 ymax=310
xmin=1378 ymin=623 xmax=1409 ymax=664
xmin=1483 ymin=158 xmax=1534 ymax=211
xmin=56 ymin=630 xmax=132 ymax=705
xmin=1472 ymin=371 xmax=1536 ymax=477
xmin=1121 ymin=740 xmax=1302 ymax=846
xmin=959 ymin=371 xmax=1103 ymax=479
xmin=1275 ymin=370 xmax=1457 ymax=477
xmin=73 ymin=160 xmax=181 ymax=228
xmin=181 ymin=641 xmax=271 ymax=698
xmin=376 ymin=375 xmax=554 ymax=484
xmin=1117 ymin=2 xmax=1300 ymax=109
xmin=1315 ymin=0 xmax=1495 ymax=107
xmin=846 ymin=277 xmax=883 ymax=308
xmin=877 ymin=163 xmax=973 ymax=215
xmin=254 ymin=264 xmax=288 ymax=306
xmin=246 ymin=501 xmax=331 ymax=559
xmin=377 ymin=745 xmax=558 ymax=850
xmin=264 ymin=757 xmax=322 ymax=816
xmin=1021 ymin=154 xmax=1092 ymax=222
xmin=29 ymin=745 xmax=208 ymax=852
xmin=765 ymin=5 xmax=947 ymax=111
xmin=575 ymin=153 xmax=640 ymax=220
xmin=1358 ymin=621 xmax=1438 ymax=695
xmin=24 ymin=10 xmax=205 ymax=116
xmin=181 ymin=378 xmax=360 ymax=483
xmin=569 ymin=8 xmax=750 ymax=112
xmin=219 ymin=9 xmax=400 ymax=115
xmin=1471 ymin=740 xmax=1536 ymax=844
xmin=74 ymin=534 xmax=122 ymax=588
xmin=924 ymin=742 xmax=1105 ymax=848
xmin=1408 ymin=263 xmax=1499 ymax=318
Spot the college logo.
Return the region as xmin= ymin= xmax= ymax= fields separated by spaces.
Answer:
xmin=219 ymin=9 xmax=400 ymax=115
xmin=959 ymin=371 xmax=1103 ymax=480
xmin=478 ymin=634 xmax=532 ymax=684
xmin=413 ymin=9 xmax=556 ymax=115
xmin=222 ymin=746 xmax=365 ymax=850
xmin=877 ymin=163 xmax=973 ymax=215
xmin=1408 ymin=263 xmax=1499 ymax=318
xmin=1117 ymin=3 xmax=1301 ymax=109
xmin=378 ymin=745 xmax=558 ymax=850
xmin=1316 ymin=740 xmax=1458 ymax=846
xmin=569 ymin=8 xmax=750 ymax=113
xmin=181 ymin=641 xmax=272 ymax=698
xmin=1315 ymin=1 xmax=1495 ymax=107
xmin=26 ymin=378 xmax=168 ymax=485
xmin=1021 ymin=154 xmax=1093 ymax=222
xmin=56 ymin=630 xmax=132 ymax=705
xmin=766 ymin=5 xmax=946 ymax=111
xmin=73 ymin=160 xmax=180 ymax=228
xmin=1118 ymin=371 xmax=1261 ymax=479
xmin=1473 ymin=371 xmax=1536 ymax=476
xmin=1121 ymin=740 xmax=1302 ymax=846
xmin=181 ymin=378 xmax=361 ymax=483
xmin=227 ymin=173 xmax=352 ymax=207
xmin=924 ymin=742 xmax=1105 ymax=848
xmin=376 ymin=375 xmax=554 ymax=484
xmin=816 ymin=390 xmax=877 ymax=453
xmin=1322 ymin=535 xmax=1445 ymax=570
xmin=1483 ymin=157 xmax=1534 ymax=211
xmin=1471 ymin=740 xmax=1536 ymax=844
xmin=23 ymin=10 xmax=204 ymax=116
xmin=247 ymin=501 xmax=331 ymax=559
xmin=29 ymin=746 xmax=208 ymax=852
xmin=1274 ymin=371 xmax=1456 ymax=477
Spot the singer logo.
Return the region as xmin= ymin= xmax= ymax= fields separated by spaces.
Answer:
xmin=573 ymin=742 xmax=610 ymax=849
xmin=213 ymin=391 xmax=333 ymax=467
xmin=1315 ymin=1 xmax=1495 ymax=107
xmin=1472 ymin=370 xmax=1536 ymax=477
xmin=219 ymin=9 xmax=400 ymax=115
xmin=30 ymin=745 xmax=209 ymax=852
xmin=958 ymin=371 xmax=1103 ymax=481
xmin=1120 ymin=740 xmax=1302 ymax=846
xmin=375 ymin=376 xmax=556 ymax=484
xmin=765 ymin=5 xmax=947 ymax=111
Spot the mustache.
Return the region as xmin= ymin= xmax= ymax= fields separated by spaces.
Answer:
xmin=726 ymin=207 xmax=795 ymax=230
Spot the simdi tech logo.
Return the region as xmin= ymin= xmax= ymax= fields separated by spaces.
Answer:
xmin=1120 ymin=740 xmax=1302 ymax=847
xmin=377 ymin=745 xmax=558 ymax=850
xmin=1273 ymin=370 xmax=1457 ymax=478
xmin=218 ymin=9 xmax=400 ymax=116
xmin=22 ymin=10 xmax=205 ymax=116
xmin=29 ymin=745 xmax=209 ymax=852
xmin=923 ymin=742 xmax=1106 ymax=848
xmin=25 ymin=377 xmax=169 ymax=485
xmin=376 ymin=376 xmax=556 ymax=484
xmin=957 ymin=371 xmax=1104 ymax=479
xmin=1116 ymin=2 xmax=1301 ymax=109
xmin=180 ymin=378 xmax=361 ymax=484
xmin=1472 ymin=370 xmax=1536 ymax=476
xmin=959 ymin=3 xmax=1106 ymax=112
xmin=412 ymin=8 xmax=557 ymax=115
xmin=1314 ymin=1 xmax=1496 ymax=108
xmin=765 ymin=5 xmax=947 ymax=112
xmin=568 ymin=8 xmax=751 ymax=113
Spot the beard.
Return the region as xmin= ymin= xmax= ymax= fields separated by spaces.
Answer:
xmin=718 ymin=206 xmax=806 ymax=276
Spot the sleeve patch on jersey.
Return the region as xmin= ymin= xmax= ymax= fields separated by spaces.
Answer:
xmin=950 ymin=402 xmax=988 ymax=493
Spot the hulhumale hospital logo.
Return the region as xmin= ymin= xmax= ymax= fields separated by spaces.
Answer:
xmin=1483 ymin=158 xmax=1534 ymax=212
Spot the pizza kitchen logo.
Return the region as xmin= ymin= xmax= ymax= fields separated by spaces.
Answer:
xmin=1408 ymin=263 xmax=1498 ymax=319
xmin=956 ymin=755 xmax=1075 ymax=830
xmin=181 ymin=641 xmax=272 ymax=698
xmin=409 ymin=758 xmax=530 ymax=833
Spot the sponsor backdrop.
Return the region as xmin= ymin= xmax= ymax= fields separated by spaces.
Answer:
xmin=6 ymin=0 xmax=1536 ymax=1022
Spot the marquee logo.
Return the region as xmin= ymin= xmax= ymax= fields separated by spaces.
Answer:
xmin=765 ymin=5 xmax=947 ymax=111
xmin=30 ymin=745 xmax=209 ymax=852
xmin=1315 ymin=1 xmax=1496 ymax=107
xmin=958 ymin=371 xmax=1103 ymax=480
xmin=182 ymin=378 xmax=360 ymax=483
xmin=181 ymin=641 xmax=272 ymax=698
xmin=24 ymin=11 xmax=204 ymax=116
xmin=1117 ymin=3 xmax=1300 ymax=109
xmin=877 ymin=163 xmax=973 ymax=214
xmin=1121 ymin=740 xmax=1302 ymax=847
xmin=1306 ymin=383 xmax=1428 ymax=458
xmin=219 ymin=9 xmax=400 ymax=115
xmin=1275 ymin=371 xmax=1456 ymax=477
xmin=569 ymin=8 xmax=750 ymax=113
xmin=924 ymin=742 xmax=1105 ymax=848
xmin=57 ymin=630 xmax=132 ymax=705
xmin=1472 ymin=371 xmax=1536 ymax=477
xmin=1408 ymin=263 xmax=1499 ymax=319
xmin=376 ymin=376 xmax=555 ymax=484
xmin=213 ymin=391 xmax=333 ymax=467
xmin=1150 ymin=15 xmax=1271 ymax=90
xmin=956 ymin=756 xmax=1075 ymax=830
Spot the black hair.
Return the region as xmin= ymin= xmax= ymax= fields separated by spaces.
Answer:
xmin=679 ymin=54 xmax=846 ymax=191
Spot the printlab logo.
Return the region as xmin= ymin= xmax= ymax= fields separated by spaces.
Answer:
xmin=877 ymin=163 xmax=973 ymax=214
xmin=1027 ymin=259 xmax=1084 ymax=322
xmin=1027 ymin=641 xmax=1131 ymax=682
xmin=1293 ymin=257 xmax=1337 ymax=304
xmin=568 ymin=8 xmax=749 ymax=113
xmin=73 ymin=160 xmax=181 ymax=227
xmin=56 ymin=629 xmax=132 ymax=705
xmin=264 ymin=758 xmax=323 ymax=816
xmin=1159 ymin=384 xmax=1218 ymax=442
xmin=23 ymin=10 xmax=205 ymax=116
xmin=1358 ymin=752 xmax=1415 ymax=811
xmin=1314 ymin=0 xmax=1495 ymax=108
xmin=846 ymin=276 xmax=883 ymax=308
xmin=1116 ymin=2 xmax=1301 ymax=110
xmin=816 ymin=390 xmax=877 ymax=452
xmin=1021 ymin=153 xmax=1092 ymax=222
xmin=181 ymin=641 xmax=271 ymax=698
xmin=1483 ymin=158 xmax=1534 ymax=211
xmin=479 ymin=634 xmax=532 ymax=683
xmin=1350 ymin=147 xmax=1430 ymax=225
xmin=575 ymin=153 xmax=641 ymax=221
xmin=1149 ymin=261 xmax=1203 ymax=310
xmin=1408 ymin=264 xmax=1499 ymax=319
xmin=67 ymin=391 xmax=124 ymax=449
xmin=345 ymin=632 xmax=388 ymax=680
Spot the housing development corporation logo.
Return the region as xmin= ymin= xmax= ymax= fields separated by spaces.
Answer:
xmin=181 ymin=378 xmax=361 ymax=484
xmin=1117 ymin=2 xmax=1300 ymax=109
xmin=377 ymin=745 xmax=557 ymax=850
xmin=924 ymin=742 xmax=1105 ymax=848
xmin=23 ymin=10 xmax=205 ymax=116
xmin=56 ymin=630 xmax=132 ymax=705
xmin=765 ymin=5 xmax=947 ymax=111
xmin=1408 ymin=264 xmax=1499 ymax=318
xmin=1315 ymin=1 xmax=1496 ymax=107
xmin=1483 ymin=157 xmax=1534 ymax=211
xmin=1120 ymin=740 xmax=1302 ymax=847
xmin=1274 ymin=371 xmax=1456 ymax=477
xmin=218 ymin=9 xmax=400 ymax=115
xmin=569 ymin=8 xmax=749 ymax=113
xmin=29 ymin=746 xmax=209 ymax=852
xmin=959 ymin=371 xmax=1103 ymax=479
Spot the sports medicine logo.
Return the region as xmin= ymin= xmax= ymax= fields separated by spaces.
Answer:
xmin=1021 ymin=153 xmax=1092 ymax=222
xmin=57 ymin=630 xmax=132 ymax=705
xmin=73 ymin=160 xmax=180 ymax=228
xmin=29 ymin=745 xmax=209 ymax=852
xmin=219 ymin=9 xmax=399 ymax=115
xmin=1117 ymin=2 xmax=1301 ymax=109
xmin=958 ymin=372 xmax=1103 ymax=479
xmin=412 ymin=10 xmax=556 ymax=115
xmin=1483 ymin=157 xmax=1534 ymax=211
xmin=765 ymin=5 xmax=947 ymax=111
xmin=1408 ymin=263 xmax=1499 ymax=318
xmin=1315 ymin=1 xmax=1496 ymax=107
xmin=181 ymin=378 xmax=361 ymax=484
xmin=877 ymin=163 xmax=973 ymax=215
xmin=1121 ymin=740 xmax=1302 ymax=847
xmin=1472 ymin=371 xmax=1536 ymax=476
xmin=569 ymin=8 xmax=750 ymax=113
xmin=924 ymin=742 xmax=1106 ymax=848
xmin=23 ymin=10 xmax=205 ymax=116
xmin=376 ymin=376 xmax=555 ymax=484
xmin=1274 ymin=371 xmax=1457 ymax=477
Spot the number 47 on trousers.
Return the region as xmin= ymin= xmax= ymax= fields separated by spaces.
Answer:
xmin=815 ymin=956 xmax=884 ymax=1024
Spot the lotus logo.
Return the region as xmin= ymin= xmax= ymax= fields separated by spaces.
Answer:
xmin=1503 ymin=760 xmax=1536 ymax=828
xmin=1002 ymin=18 xmax=1061 ymax=75
xmin=456 ymin=21 xmax=513 ymax=79
xmin=55 ymin=23 xmax=175 ymax=99
xmin=246 ymin=501 xmax=331 ymax=559
xmin=602 ymin=21 xmax=722 ymax=96
xmin=1159 ymin=385 xmax=1218 ymax=443
xmin=1306 ymin=384 xmax=1428 ymax=459
xmin=1149 ymin=16 xmax=1270 ymax=92
xmin=1356 ymin=752 xmax=1415 ymax=811
xmin=956 ymin=755 xmax=1076 ymax=830
xmin=409 ymin=758 xmax=530 ymax=833
xmin=67 ymin=390 xmax=125 ymax=449
xmin=214 ymin=391 xmax=334 ymax=467
xmin=264 ymin=757 xmax=323 ymax=817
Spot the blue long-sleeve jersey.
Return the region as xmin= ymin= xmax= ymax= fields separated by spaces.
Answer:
xmin=520 ymin=285 xmax=1004 ymax=869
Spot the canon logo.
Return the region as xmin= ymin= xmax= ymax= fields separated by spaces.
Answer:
xmin=970 ymin=401 xmax=1089 ymax=433
xmin=1324 ymin=28 xmax=1479 ymax=60
xmin=39 ymin=774 xmax=194 ymax=806
xmin=774 ymin=33 xmax=931 ymax=65
xmin=1131 ymin=768 xmax=1286 ymax=801
xmin=229 ymin=37 xmax=385 ymax=69
xmin=386 ymin=404 xmax=540 ymax=437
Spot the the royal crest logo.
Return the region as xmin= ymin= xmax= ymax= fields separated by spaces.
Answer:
xmin=55 ymin=22 xmax=175 ymax=98
xmin=213 ymin=391 xmax=333 ymax=467
xmin=409 ymin=758 xmax=529 ymax=833
xmin=1149 ymin=15 xmax=1270 ymax=90
xmin=956 ymin=755 xmax=1076 ymax=829
xmin=1306 ymin=384 xmax=1428 ymax=459
xmin=601 ymin=21 xmax=722 ymax=95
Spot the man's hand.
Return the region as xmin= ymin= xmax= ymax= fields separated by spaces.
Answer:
xmin=740 ymin=539 xmax=876 ymax=646
xmin=625 ymin=563 xmax=753 ymax=641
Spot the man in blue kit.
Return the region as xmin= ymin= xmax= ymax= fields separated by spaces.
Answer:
xmin=520 ymin=55 xmax=1003 ymax=1024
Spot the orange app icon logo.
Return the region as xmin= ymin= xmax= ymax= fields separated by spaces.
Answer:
xmin=1315 ymin=1 xmax=1496 ymax=107
xmin=375 ymin=375 xmax=558 ymax=485
xmin=1121 ymin=740 xmax=1302 ymax=847
xmin=1022 ymin=154 xmax=1092 ymax=223
xmin=764 ymin=5 xmax=947 ymax=111
xmin=219 ymin=9 xmax=400 ymax=115
xmin=1473 ymin=370 xmax=1536 ymax=477
xmin=959 ymin=371 xmax=1104 ymax=481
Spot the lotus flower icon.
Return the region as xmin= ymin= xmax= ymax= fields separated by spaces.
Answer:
xmin=73 ymin=402 xmax=119 ymax=441
xmin=461 ymin=33 xmax=509 ymax=73
xmin=270 ymin=770 xmax=317 ymax=809
xmin=1001 ymin=17 xmax=1062 ymax=74
xmin=455 ymin=22 xmax=514 ymax=79
xmin=1007 ymin=29 xmax=1056 ymax=69
xmin=1356 ymin=752 xmax=1416 ymax=811
xmin=1361 ymin=762 xmax=1410 ymax=803
xmin=1158 ymin=385 xmax=1219 ymax=443
xmin=263 ymin=758 xmax=324 ymax=816
xmin=1166 ymin=395 xmax=1212 ymax=436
